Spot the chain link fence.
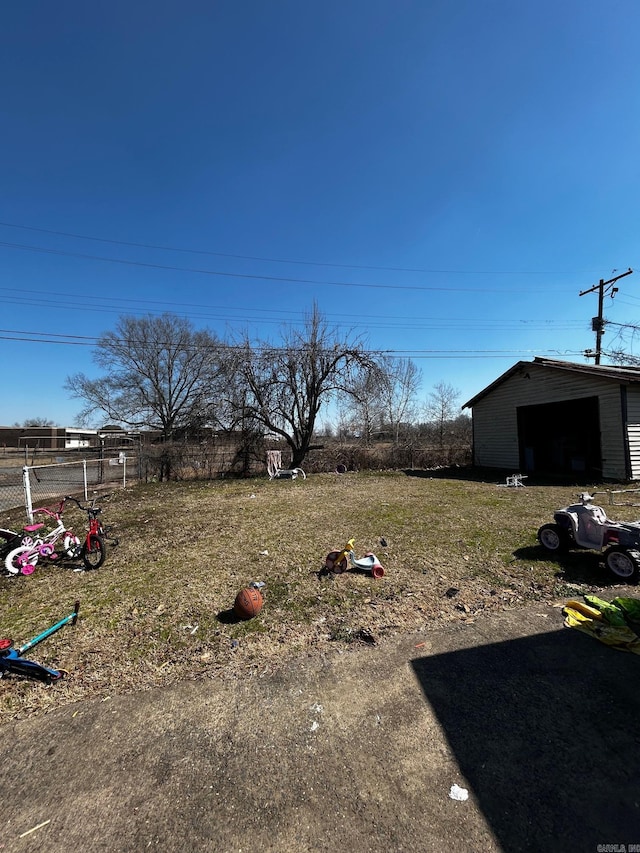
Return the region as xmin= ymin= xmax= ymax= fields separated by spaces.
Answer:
xmin=0 ymin=463 xmax=26 ymax=518
xmin=136 ymin=437 xmax=473 ymax=481
xmin=0 ymin=454 xmax=138 ymax=520
xmin=2 ymin=436 xmax=472 ymax=517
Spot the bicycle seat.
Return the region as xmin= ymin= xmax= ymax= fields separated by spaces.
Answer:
xmin=23 ymin=523 xmax=44 ymax=533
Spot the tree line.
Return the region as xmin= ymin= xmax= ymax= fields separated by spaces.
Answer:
xmin=63 ymin=306 xmax=469 ymax=469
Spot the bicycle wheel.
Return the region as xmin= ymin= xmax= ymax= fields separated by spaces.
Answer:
xmin=62 ymin=533 xmax=82 ymax=560
xmin=82 ymin=534 xmax=106 ymax=570
xmin=5 ymin=546 xmax=38 ymax=575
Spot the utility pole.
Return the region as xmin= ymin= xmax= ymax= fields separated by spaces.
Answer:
xmin=579 ymin=268 xmax=633 ymax=364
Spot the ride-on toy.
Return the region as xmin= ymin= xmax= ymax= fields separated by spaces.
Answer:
xmin=325 ymin=539 xmax=385 ymax=578
xmin=537 ymin=492 xmax=640 ymax=582
xmin=0 ymin=600 xmax=80 ymax=684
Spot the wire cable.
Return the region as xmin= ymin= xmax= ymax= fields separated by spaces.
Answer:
xmin=0 ymin=220 xmax=595 ymax=277
xmin=0 ymin=240 xmax=575 ymax=293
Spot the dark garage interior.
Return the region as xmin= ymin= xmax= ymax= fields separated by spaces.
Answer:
xmin=517 ymin=396 xmax=603 ymax=478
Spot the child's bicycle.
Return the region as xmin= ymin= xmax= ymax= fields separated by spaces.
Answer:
xmin=0 ymin=600 xmax=79 ymax=684
xmin=3 ymin=499 xmax=82 ymax=576
xmin=63 ymin=494 xmax=118 ymax=569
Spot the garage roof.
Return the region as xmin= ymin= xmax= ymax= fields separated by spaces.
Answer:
xmin=462 ymin=357 xmax=640 ymax=409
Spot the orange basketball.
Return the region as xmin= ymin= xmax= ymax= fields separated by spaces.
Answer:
xmin=233 ymin=587 xmax=264 ymax=620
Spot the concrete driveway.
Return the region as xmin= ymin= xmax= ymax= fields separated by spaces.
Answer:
xmin=1 ymin=602 xmax=639 ymax=852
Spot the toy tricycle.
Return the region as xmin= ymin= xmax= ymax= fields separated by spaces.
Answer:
xmin=537 ymin=492 xmax=640 ymax=582
xmin=325 ymin=539 xmax=385 ymax=578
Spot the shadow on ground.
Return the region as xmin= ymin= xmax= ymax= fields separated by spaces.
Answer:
xmin=216 ymin=608 xmax=243 ymax=624
xmin=411 ymin=627 xmax=640 ymax=852
xmin=513 ymin=544 xmax=624 ymax=587
xmin=403 ymin=466 xmax=604 ymax=487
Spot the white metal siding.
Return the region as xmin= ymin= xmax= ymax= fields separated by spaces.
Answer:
xmin=625 ymin=389 xmax=640 ymax=479
xmin=471 ymin=363 xmax=627 ymax=479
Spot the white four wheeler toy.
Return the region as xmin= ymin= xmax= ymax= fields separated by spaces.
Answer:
xmin=537 ymin=492 xmax=640 ymax=582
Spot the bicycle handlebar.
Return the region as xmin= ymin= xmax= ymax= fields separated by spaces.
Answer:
xmin=64 ymin=495 xmax=105 ymax=514
xmin=64 ymin=495 xmax=83 ymax=509
xmin=33 ymin=499 xmax=66 ymax=518
xmin=33 ymin=494 xmax=112 ymax=521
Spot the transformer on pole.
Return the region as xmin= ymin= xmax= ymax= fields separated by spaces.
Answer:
xmin=579 ymin=268 xmax=633 ymax=364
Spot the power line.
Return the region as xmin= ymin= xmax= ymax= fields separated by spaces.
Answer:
xmin=607 ymin=321 xmax=640 ymax=330
xmin=0 ymin=279 xmax=589 ymax=331
xmin=0 ymin=220 xmax=589 ymax=277
xmin=0 ymin=285 xmax=586 ymax=329
xmin=0 ymin=329 xmax=586 ymax=360
xmin=0 ymin=239 xmax=570 ymax=293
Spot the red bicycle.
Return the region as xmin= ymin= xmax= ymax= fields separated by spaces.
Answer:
xmin=64 ymin=495 xmax=118 ymax=570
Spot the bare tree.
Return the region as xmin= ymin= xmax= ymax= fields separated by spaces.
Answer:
xmin=449 ymin=412 xmax=472 ymax=445
xmin=344 ymin=357 xmax=421 ymax=445
xmin=14 ymin=417 xmax=56 ymax=427
xmin=339 ymin=366 xmax=384 ymax=445
xmin=377 ymin=356 xmax=421 ymax=444
xmin=65 ymin=313 xmax=226 ymax=440
xmin=608 ymin=348 xmax=640 ymax=366
xmin=233 ymin=305 xmax=371 ymax=467
xmin=597 ymin=316 xmax=640 ymax=365
xmin=424 ymin=381 xmax=461 ymax=448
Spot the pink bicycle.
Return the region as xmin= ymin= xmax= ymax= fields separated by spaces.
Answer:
xmin=4 ymin=500 xmax=81 ymax=576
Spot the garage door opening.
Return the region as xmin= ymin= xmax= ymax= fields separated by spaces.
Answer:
xmin=517 ymin=397 xmax=602 ymax=478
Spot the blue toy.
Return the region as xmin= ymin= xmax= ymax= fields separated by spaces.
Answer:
xmin=0 ymin=600 xmax=79 ymax=685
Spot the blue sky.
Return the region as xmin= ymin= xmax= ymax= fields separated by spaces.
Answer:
xmin=2 ymin=0 xmax=640 ymax=426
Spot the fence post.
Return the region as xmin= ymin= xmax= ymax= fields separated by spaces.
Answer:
xmin=22 ymin=465 xmax=33 ymax=523
xmin=82 ymin=460 xmax=88 ymax=501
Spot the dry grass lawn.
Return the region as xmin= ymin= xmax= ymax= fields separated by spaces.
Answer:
xmin=1 ymin=470 xmax=636 ymax=722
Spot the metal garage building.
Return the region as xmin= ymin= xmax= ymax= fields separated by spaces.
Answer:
xmin=462 ymin=357 xmax=640 ymax=481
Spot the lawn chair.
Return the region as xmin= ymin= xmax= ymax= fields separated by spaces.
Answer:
xmin=266 ymin=450 xmax=306 ymax=481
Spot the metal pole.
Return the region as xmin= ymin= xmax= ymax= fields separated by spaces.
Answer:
xmin=579 ymin=268 xmax=633 ymax=362
xmin=595 ymin=279 xmax=604 ymax=364
xmin=22 ymin=465 xmax=33 ymax=523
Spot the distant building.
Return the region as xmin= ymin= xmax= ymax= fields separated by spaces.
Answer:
xmin=0 ymin=426 xmax=142 ymax=450
xmin=0 ymin=426 xmax=99 ymax=450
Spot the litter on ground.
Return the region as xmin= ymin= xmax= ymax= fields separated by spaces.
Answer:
xmin=563 ymin=595 xmax=640 ymax=654
xmin=449 ymin=784 xmax=469 ymax=801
